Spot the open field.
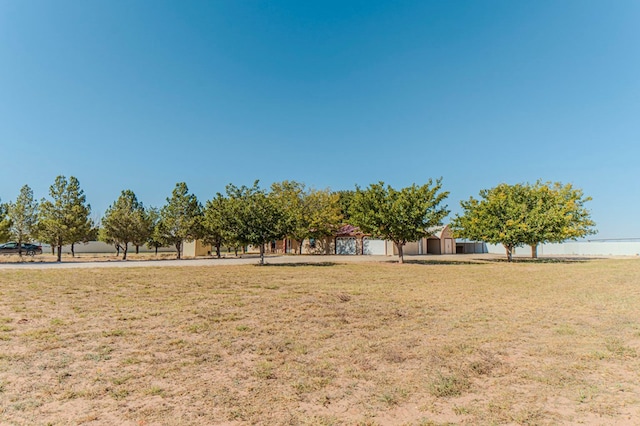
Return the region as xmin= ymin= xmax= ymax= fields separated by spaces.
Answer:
xmin=1 ymin=259 xmax=639 ymax=425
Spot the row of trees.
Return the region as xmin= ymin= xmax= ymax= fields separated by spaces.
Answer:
xmin=100 ymin=179 xmax=452 ymax=264
xmin=0 ymin=177 xmax=94 ymax=261
xmin=0 ymin=176 xmax=596 ymax=263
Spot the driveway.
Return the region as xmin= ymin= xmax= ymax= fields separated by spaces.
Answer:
xmin=0 ymin=254 xmax=487 ymax=270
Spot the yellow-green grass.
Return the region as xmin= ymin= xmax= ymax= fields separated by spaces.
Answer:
xmin=0 ymin=259 xmax=639 ymax=425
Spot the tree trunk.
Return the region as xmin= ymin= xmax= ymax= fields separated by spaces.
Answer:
xmin=297 ymin=239 xmax=304 ymax=255
xmin=18 ymin=237 xmax=23 ymax=257
xmin=530 ymin=244 xmax=538 ymax=259
xmin=396 ymin=242 xmax=404 ymax=264
xmin=56 ymin=239 xmax=62 ymax=262
xmin=155 ymin=246 xmax=158 ymax=255
xmin=71 ymin=243 xmax=75 ymax=258
xmin=123 ymin=243 xmax=128 ymax=260
xmin=215 ymin=243 xmax=221 ymax=258
xmin=259 ymin=243 xmax=265 ymax=265
xmin=504 ymin=244 xmax=513 ymax=262
xmin=175 ymin=241 xmax=182 ymax=259
xmin=135 ymin=245 xmax=140 ymax=254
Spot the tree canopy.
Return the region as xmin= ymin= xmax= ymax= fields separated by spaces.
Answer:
xmin=451 ymin=181 xmax=596 ymax=261
xmin=0 ymin=200 xmax=11 ymax=243
xmin=201 ymin=192 xmax=233 ymax=258
xmin=349 ymin=179 xmax=449 ymax=263
xmin=271 ymin=181 xmax=343 ymax=254
xmin=100 ymin=190 xmax=149 ymax=260
xmin=157 ymin=182 xmax=202 ymax=259
xmin=6 ymin=185 xmax=39 ymax=256
xmin=225 ymin=181 xmax=285 ymax=265
xmin=38 ymin=176 xmax=93 ymax=262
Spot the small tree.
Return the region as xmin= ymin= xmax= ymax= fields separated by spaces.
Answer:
xmin=226 ymin=181 xmax=285 ymax=265
xmin=0 ymin=200 xmax=11 ymax=243
xmin=271 ymin=182 xmax=343 ymax=254
xmin=270 ymin=181 xmax=306 ymax=254
xmin=158 ymin=183 xmax=202 ymax=259
xmin=349 ymin=180 xmax=449 ymax=264
xmin=100 ymin=190 xmax=148 ymax=260
xmin=451 ymin=183 xmax=529 ymax=262
xmin=305 ymin=188 xmax=343 ymax=252
xmin=145 ymin=207 xmax=164 ymax=255
xmin=7 ymin=185 xmax=39 ymax=257
xmin=38 ymin=176 xmax=93 ymax=262
xmin=202 ymin=193 xmax=231 ymax=258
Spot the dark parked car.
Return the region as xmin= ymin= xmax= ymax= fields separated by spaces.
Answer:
xmin=0 ymin=242 xmax=43 ymax=256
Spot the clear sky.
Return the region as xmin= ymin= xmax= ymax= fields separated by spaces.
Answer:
xmin=1 ymin=1 xmax=638 ymax=239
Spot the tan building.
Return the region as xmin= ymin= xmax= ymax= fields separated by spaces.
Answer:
xmin=182 ymin=239 xmax=212 ymax=257
xmin=391 ymin=225 xmax=456 ymax=256
xmin=182 ymin=224 xmax=455 ymax=258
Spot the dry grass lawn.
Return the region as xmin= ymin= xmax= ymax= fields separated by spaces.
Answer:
xmin=1 ymin=258 xmax=639 ymax=425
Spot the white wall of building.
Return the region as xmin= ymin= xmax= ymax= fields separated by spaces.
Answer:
xmin=42 ymin=241 xmax=177 ymax=254
xmin=486 ymin=242 xmax=640 ymax=257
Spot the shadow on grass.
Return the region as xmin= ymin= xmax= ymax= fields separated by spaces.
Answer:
xmin=483 ymin=257 xmax=595 ymax=264
xmin=400 ymin=259 xmax=488 ymax=266
xmin=256 ymin=262 xmax=339 ymax=267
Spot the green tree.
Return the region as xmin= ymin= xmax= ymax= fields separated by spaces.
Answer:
xmin=452 ymin=182 xmax=596 ymax=261
xmin=38 ymin=176 xmax=93 ymax=262
xmin=305 ymin=188 xmax=343 ymax=249
xmin=145 ymin=207 xmax=164 ymax=255
xmin=7 ymin=185 xmax=39 ymax=257
xmin=100 ymin=190 xmax=148 ymax=260
xmin=157 ymin=182 xmax=202 ymax=259
xmin=522 ymin=181 xmax=596 ymax=258
xmin=349 ymin=180 xmax=449 ymax=263
xmin=225 ymin=181 xmax=285 ymax=265
xmin=270 ymin=181 xmax=306 ymax=253
xmin=451 ymin=183 xmax=528 ymax=262
xmin=0 ymin=200 xmax=11 ymax=243
xmin=132 ymin=207 xmax=154 ymax=255
xmin=202 ymin=193 xmax=232 ymax=258
xmin=270 ymin=181 xmax=343 ymax=254
xmin=335 ymin=190 xmax=355 ymax=222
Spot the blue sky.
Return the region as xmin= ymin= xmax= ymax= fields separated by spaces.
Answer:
xmin=1 ymin=1 xmax=638 ymax=239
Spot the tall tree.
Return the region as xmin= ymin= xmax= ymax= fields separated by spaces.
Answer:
xmin=7 ymin=185 xmax=39 ymax=257
xmin=0 ymin=200 xmax=11 ymax=243
xmin=100 ymin=190 xmax=148 ymax=260
xmin=38 ymin=176 xmax=93 ymax=262
xmin=522 ymin=181 xmax=596 ymax=258
xmin=451 ymin=183 xmax=529 ymax=262
xmin=225 ymin=181 xmax=285 ymax=265
xmin=157 ymin=182 xmax=202 ymax=259
xmin=349 ymin=180 xmax=449 ymax=264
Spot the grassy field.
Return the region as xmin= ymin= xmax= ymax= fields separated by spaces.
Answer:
xmin=0 ymin=258 xmax=639 ymax=425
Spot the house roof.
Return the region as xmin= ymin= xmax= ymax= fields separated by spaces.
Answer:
xmin=426 ymin=224 xmax=450 ymax=240
xmin=336 ymin=224 xmax=365 ymax=237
